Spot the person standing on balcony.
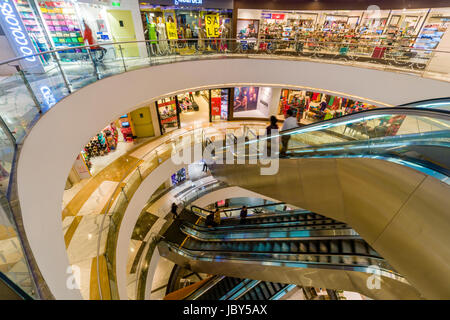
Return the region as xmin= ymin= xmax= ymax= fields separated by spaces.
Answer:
xmin=280 ymin=109 xmax=298 ymax=157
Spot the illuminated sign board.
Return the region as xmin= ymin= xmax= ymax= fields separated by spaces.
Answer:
xmin=174 ymin=0 xmax=203 ymax=5
xmin=0 ymin=0 xmax=43 ymax=72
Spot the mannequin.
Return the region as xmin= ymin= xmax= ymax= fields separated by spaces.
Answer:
xmin=219 ymin=21 xmax=229 ymax=51
xmin=147 ymin=16 xmax=161 ymax=55
xmin=198 ymin=26 xmax=205 ymax=50
xmin=156 ymin=17 xmax=169 ymax=53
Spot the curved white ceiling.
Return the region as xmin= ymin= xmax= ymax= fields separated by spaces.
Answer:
xmin=17 ymin=58 xmax=450 ymax=299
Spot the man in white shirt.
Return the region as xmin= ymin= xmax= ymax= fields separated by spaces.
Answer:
xmin=280 ymin=109 xmax=299 ymax=156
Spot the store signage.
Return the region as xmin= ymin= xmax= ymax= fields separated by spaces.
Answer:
xmin=205 ymin=14 xmax=220 ymax=37
xmin=211 ymin=97 xmax=221 ymax=116
xmin=112 ymin=2 xmax=121 ymax=7
xmin=166 ymin=22 xmax=178 ymax=39
xmin=174 ymin=0 xmax=203 ymax=5
xmin=261 ymin=13 xmax=272 ymax=19
xmin=0 ymin=0 xmax=43 ymax=72
xmin=271 ymin=14 xmax=285 ymax=20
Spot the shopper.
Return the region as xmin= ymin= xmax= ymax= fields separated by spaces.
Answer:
xmin=171 ymin=202 xmax=179 ymax=219
xmin=266 ymin=116 xmax=279 ymax=156
xmin=83 ymin=20 xmax=106 ymax=63
xmin=214 ymin=208 xmax=221 ymax=226
xmin=266 ymin=116 xmax=279 ymax=136
xmin=202 ymin=159 xmax=208 ymax=172
xmin=280 ymin=109 xmax=298 ymax=156
xmin=240 ymin=206 xmax=248 ymax=224
xmin=205 ymin=211 xmax=217 ymax=227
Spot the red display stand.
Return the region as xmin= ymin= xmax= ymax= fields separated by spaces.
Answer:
xmin=372 ymin=47 xmax=386 ymax=59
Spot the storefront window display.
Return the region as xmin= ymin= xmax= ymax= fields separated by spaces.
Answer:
xmin=177 ymin=92 xmax=198 ymax=113
xmin=171 ymin=167 xmax=186 ymax=186
xmin=81 ymin=122 xmax=119 ymax=171
xmin=239 ymin=7 xmax=450 ymax=57
xmin=210 ymin=88 xmax=229 ymax=121
xmin=237 ymin=19 xmax=259 ymax=40
xmin=139 ymin=1 xmax=233 ymax=52
xmin=37 ymin=0 xmax=85 ymax=59
xmin=233 ymin=86 xmax=272 ymax=119
xmin=156 ymin=97 xmax=179 ymax=134
xmin=278 ymin=89 xmax=376 ymax=124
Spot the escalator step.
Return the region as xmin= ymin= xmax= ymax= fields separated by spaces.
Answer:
xmin=330 ymin=241 xmax=339 ymax=253
xmin=255 ymin=287 xmax=265 ymax=300
xmin=354 ymin=241 xmax=369 ymax=255
xmin=341 ymin=240 xmax=352 ymax=254
xmin=319 ymin=241 xmax=329 ymax=253
xmin=249 ymin=290 xmax=258 ymax=300
xmin=260 ymin=282 xmax=271 ymax=299
xmin=290 ymin=242 xmax=298 ymax=252
xmin=273 ymin=242 xmax=281 ymax=252
xmin=272 ymin=283 xmax=281 ymax=292
xmin=298 ymin=242 xmax=308 ymax=252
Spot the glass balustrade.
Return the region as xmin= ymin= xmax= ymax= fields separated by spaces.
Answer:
xmin=1 ymin=38 xmax=450 ymax=299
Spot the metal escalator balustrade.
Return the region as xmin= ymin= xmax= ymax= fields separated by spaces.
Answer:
xmin=159 ymin=205 xmax=419 ymax=299
xmin=212 ymin=108 xmax=450 ymax=183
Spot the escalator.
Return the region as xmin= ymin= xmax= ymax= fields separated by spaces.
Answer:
xmin=165 ymin=264 xmax=296 ymax=300
xmin=159 ymin=107 xmax=450 ymax=299
xmin=204 ymin=107 xmax=450 ymax=299
xmin=159 ymin=207 xmax=420 ymax=299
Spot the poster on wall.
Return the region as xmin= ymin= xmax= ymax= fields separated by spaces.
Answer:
xmin=205 ymin=14 xmax=220 ymax=37
xmin=211 ymin=97 xmax=221 ymax=116
xmin=166 ymin=21 xmax=178 ymax=39
xmin=171 ymin=168 xmax=186 ymax=185
xmin=237 ymin=19 xmax=259 ymax=40
xmin=234 ymin=87 xmax=272 ymax=119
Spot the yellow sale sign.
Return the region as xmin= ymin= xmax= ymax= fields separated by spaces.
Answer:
xmin=205 ymin=14 xmax=220 ymax=37
xmin=166 ymin=22 xmax=178 ymax=40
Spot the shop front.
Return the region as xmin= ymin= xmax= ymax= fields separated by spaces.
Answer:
xmin=235 ymin=6 xmax=450 ymax=58
xmin=74 ymin=106 xmax=156 ymax=177
xmin=278 ymin=88 xmax=377 ymax=125
xmin=139 ymin=0 xmax=233 ymax=54
xmin=0 ymin=0 xmax=145 ymax=68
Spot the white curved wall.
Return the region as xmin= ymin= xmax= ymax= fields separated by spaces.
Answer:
xmin=17 ymin=58 xmax=450 ymax=299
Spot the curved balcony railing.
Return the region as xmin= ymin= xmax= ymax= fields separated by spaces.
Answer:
xmin=1 ymin=38 xmax=450 ymax=299
xmin=96 ymin=122 xmax=267 ymax=300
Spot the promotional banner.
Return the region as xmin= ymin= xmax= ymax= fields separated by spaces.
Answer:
xmin=0 ymin=0 xmax=44 ymax=72
xmin=205 ymin=14 xmax=220 ymax=37
xmin=165 ymin=22 xmax=178 ymax=39
xmin=211 ymin=97 xmax=221 ymax=116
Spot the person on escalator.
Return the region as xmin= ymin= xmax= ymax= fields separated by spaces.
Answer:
xmin=280 ymin=109 xmax=298 ymax=157
xmin=214 ymin=208 xmax=222 ymax=226
xmin=171 ymin=202 xmax=179 ymax=220
xmin=240 ymin=206 xmax=248 ymax=224
xmin=205 ymin=211 xmax=217 ymax=227
xmin=266 ymin=116 xmax=279 ymax=156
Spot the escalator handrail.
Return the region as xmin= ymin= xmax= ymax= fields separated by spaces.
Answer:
xmin=185 ymin=275 xmax=226 ymax=300
xmin=274 ymin=107 xmax=450 ymax=138
xmin=190 ymin=202 xmax=286 ymax=215
xmin=181 ymin=217 xmax=347 ymax=233
xmin=179 ymin=223 xmax=359 ymax=242
xmin=164 ymin=239 xmax=381 ymax=260
xmin=160 ymin=240 xmax=404 ymax=280
xmin=0 ymin=271 xmax=33 ymax=300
